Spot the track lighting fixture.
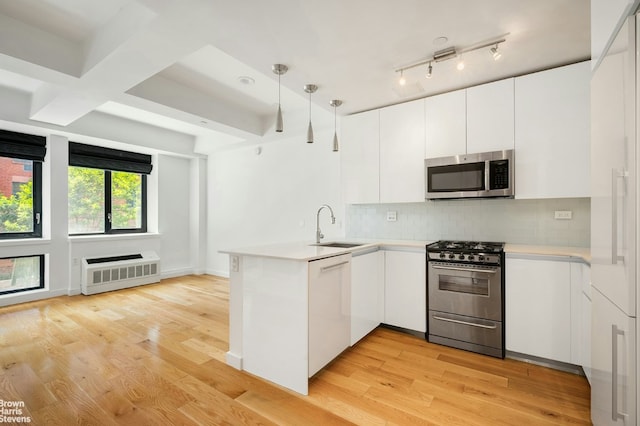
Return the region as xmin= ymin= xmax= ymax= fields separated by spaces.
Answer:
xmin=272 ymin=64 xmax=288 ymax=132
xmin=490 ymin=43 xmax=502 ymax=61
xmin=398 ymin=69 xmax=406 ymax=86
xmin=395 ymin=35 xmax=508 ymax=84
xmin=304 ymin=84 xmax=317 ymax=143
xmin=329 ymin=100 xmax=342 ymax=152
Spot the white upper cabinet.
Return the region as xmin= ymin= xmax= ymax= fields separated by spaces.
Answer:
xmin=379 ymin=99 xmax=426 ymax=203
xmin=341 ymin=109 xmax=380 ymax=204
xmin=514 ymin=61 xmax=590 ymax=199
xmin=425 ymin=89 xmax=466 ymax=159
xmin=591 ymin=0 xmax=635 ymax=69
xmin=466 ymin=78 xmax=515 ymax=154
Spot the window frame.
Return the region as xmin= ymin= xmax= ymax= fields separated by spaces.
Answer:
xmin=0 ymin=254 xmax=45 ymax=295
xmin=0 ymin=160 xmax=42 ymax=240
xmin=105 ymin=171 xmax=148 ymax=234
xmin=68 ymin=167 xmax=147 ymax=236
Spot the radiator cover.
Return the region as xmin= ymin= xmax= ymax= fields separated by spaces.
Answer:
xmin=81 ymin=251 xmax=160 ymax=295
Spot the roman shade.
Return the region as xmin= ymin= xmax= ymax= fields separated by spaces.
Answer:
xmin=69 ymin=142 xmax=153 ymax=174
xmin=0 ymin=129 xmax=47 ymax=161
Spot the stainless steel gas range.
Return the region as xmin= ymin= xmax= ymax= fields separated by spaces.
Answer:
xmin=426 ymin=240 xmax=505 ymax=358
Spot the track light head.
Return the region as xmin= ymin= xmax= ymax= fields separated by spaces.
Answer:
xmin=398 ymin=70 xmax=406 ymax=86
xmin=491 ymin=44 xmax=502 ymax=61
xmin=426 ymin=62 xmax=433 ymax=79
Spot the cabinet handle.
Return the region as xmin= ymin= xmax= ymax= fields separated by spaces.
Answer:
xmin=611 ymin=169 xmax=627 ymax=264
xmin=432 ymin=315 xmax=497 ymax=330
xmin=611 ymin=324 xmax=626 ymax=421
xmin=431 ymin=265 xmax=497 ymax=274
xmin=320 ymin=260 xmax=349 ymax=273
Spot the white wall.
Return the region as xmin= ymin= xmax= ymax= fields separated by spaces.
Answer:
xmin=158 ymin=154 xmax=194 ymax=277
xmin=207 ymin=126 xmax=344 ymax=276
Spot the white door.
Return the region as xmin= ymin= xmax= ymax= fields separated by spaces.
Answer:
xmin=591 ymin=287 xmax=636 ymax=425
xmin=379 ymin=99 xmax=426 ymax=203
xmin=308 ymin=254 xmax=351 ymax=377
xmin=466 ymin=78 xmax=514 ymax=154
xmin=384 ymin=250 xmax=426 ymax=332
xmin=341 ymin=110 xmax=380 ymax=204
xmin=425 ymin=89 xmax=466 ymax=158
xmin=350 ymin=250 xmax=384 ymax=345
xmin=590 ymin=16 xmax=636 ymax=317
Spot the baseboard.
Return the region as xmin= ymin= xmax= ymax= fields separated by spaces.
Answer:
xmin=161 ymin=267 xmax=195 ymax=280
xmin=207 ymin=268 xmax=229 ymax=278
xmin=506 ymin=350 xmax=585 ymax=376
xmin=226 ymin=351 xmax=242 ymax=370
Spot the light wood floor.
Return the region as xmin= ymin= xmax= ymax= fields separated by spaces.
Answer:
xmin=0 ymin=275 xmax=591 ymax=425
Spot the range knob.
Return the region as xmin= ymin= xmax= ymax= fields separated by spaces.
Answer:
xmin=448 ymin=253 xmax=456 ymax=259
xmin=468 ymin=254 xmax=475 ymax=261
xmin=458 ymin=254 xmax=465 ymax=260
xmin=439 ymin=253 xmax=446 ymax=259
xmin=478 ymin=255 xmax=485 ymax=261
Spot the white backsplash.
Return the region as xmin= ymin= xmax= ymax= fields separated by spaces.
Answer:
xmin=346 ymin=198 xmax=590 ymax=247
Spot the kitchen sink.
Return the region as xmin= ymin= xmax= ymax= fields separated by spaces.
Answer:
xmin=313 ymin=242 xmax=364 ymax=248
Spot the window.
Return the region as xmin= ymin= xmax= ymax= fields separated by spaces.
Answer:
xmin=0 ymin=129 xmax=45 ymax=239
xmin=0 ymin=255 xmax=45 ymax=295
xmin=68 ymin=143 xmax=151 ymax=235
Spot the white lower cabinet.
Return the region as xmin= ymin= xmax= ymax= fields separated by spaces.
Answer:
xmin=506 ymin=257 xmax=572 ymax=363
xmin=591 ymin=287 xmax=636 ymax=425
xmin=581 ymin=292 xmax=592 ymax=383
xmin=384 ymin=249 xmax=426 ymax=332
xmin=308 ymin=254 xmax=351 ymax=377
xmin=351 ymin=250 xmax=384 ymax=345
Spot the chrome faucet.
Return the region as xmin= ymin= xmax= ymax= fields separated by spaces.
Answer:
xmin=316 ymin=204 xmax=336 ymax=243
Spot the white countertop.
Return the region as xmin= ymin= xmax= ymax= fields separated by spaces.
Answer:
xmin=505 ymin=244 xmax=591 ymax=264
xmin=220 ymin=239 xmax=429 ymax=261
xmin=221 ymin=239 xmax=590 ymax=263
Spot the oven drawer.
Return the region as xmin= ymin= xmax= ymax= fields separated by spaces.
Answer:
xmin=428 ymin=310 xmax=503 ymax=351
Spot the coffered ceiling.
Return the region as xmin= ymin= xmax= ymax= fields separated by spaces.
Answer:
xmin=0 ymin=0 xmax=590 ymax=150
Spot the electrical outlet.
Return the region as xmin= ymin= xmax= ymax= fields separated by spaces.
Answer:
xmin=554 ymin=210 xmax=572 ymax=220
xmin=386 ymin=211 xmax=397 ymax=222
xmin=231 ymin=256 xmax=239 ymax=272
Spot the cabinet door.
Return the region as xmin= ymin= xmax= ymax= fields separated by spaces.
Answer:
xmin=351 ymin=250 xmax=384 ymax=345
xmin=515 ymin=61 xmax=590 ymax=199
xmin=591 ymin=287 xmax=636 ymax=425
xmin=590 ymin=18 xmax=636 ymax=317
xmin=379 ymin=99 xmax=425 ymax=203
xmin=581 ymin=292 xmax=592 ymax=384
xmin=505 ymin=257 xmax=571 ymax=363
xmin=384 ymin=250 xmax=426 ymax=332
xmin=308 ymin=254 xmax=351 ymax=377
xmin=466 ymin=78 xmax=514 ymax=154
xmin=425 ymin=89 xmax=466 ymax=158
xmin=341 ymin=109 xmax=380 ymax=204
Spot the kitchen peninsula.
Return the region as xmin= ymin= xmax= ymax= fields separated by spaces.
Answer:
xmin=221 ymin=239 xmax=426 ymax=395
xmin=221 ymin=240 xmax=589 ymax=395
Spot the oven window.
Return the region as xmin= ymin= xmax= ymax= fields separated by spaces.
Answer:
xmin=428 ymin=162 xmax=485 ymax=192
xmin=438 ymin=275 xmax=489 ymax=296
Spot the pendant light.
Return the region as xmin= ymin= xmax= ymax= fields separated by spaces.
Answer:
xmin=272 ymin=64 xmax=288 ymax=133
xmin=329 ymin=100 xmax=342 ymax=152
xmin=304 ymin=84 xmax=317 ymax=143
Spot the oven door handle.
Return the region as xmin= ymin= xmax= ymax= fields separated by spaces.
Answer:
xmin=432 ymin=315 xmax=498 ymax=330
xmin=431 ymin=265 xmax=497 ymax=274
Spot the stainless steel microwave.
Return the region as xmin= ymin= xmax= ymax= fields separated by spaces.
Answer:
xmin=425 ymin=149 xmax=514 ymax=200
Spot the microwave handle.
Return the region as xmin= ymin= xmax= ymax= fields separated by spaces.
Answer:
xmin=485 ymin=161 xmax=490 ymax=191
